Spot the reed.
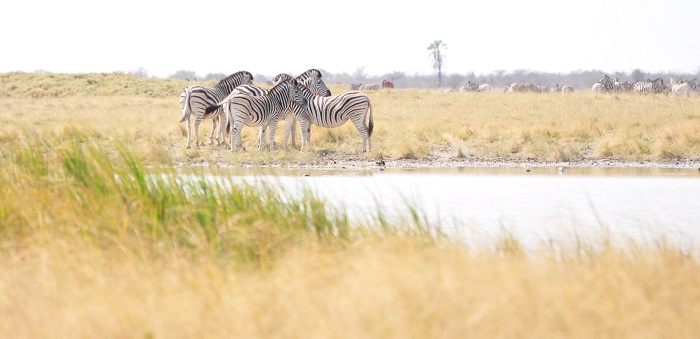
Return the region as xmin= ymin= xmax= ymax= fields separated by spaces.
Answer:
xmin=0 ymin=129 xmax=699 ymax=338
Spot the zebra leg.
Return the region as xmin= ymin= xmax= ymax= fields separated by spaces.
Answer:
xmin=258 ymin=126 xmax=267 ymax=149
xmin=184 ymin=116 xmax=192 ymax=149
xmin=210 ymin=116 xmax=218 ymax=145
xmin=351 ymin=117 xmax=369 ymax=153
xmin=298 ymin=119 xmax=312 ymax=152
xmin=283 ymin=112 xmax=296 ymax=150
xmin=266 ymin=120 xmax=280 ymax=151
xmin=194 ymin=116 xmax=203 ymax=148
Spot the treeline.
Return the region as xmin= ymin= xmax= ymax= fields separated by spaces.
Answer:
xmin=165 ymin=68 xmax=700 ymax=91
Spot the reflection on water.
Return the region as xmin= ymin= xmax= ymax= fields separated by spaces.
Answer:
xmin=175 ymin=166 xmax=700 ymax=249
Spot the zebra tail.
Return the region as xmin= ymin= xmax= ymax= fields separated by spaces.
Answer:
xmin=203 ymin=104 xmax=221 ymax=119
xmin=367 ymin=100 xmax=374 ymax=138
xmin=179 ymin=87 xmax=192 ymax=123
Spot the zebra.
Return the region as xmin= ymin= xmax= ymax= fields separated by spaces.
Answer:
xmin=507 ymin=83 xmax=540 ymax=93
xmin=258 ymin=70 xmax=332 ymax=149
xmin=359 ymin=83 xmax=381 ymax=91
xmin=550 ymin=83 xmax=561 ymax=93
xmin=561 ymin=85 xmax=574 ymax=93
xmin=478 ymin=84 xmax=491 ymax=92
xmin=290 ymin=79 xmax=374 ymax=153
xmin=460 ymin=81 xmax=479 ymax=92
xmin=595 ymin=74 xmax=619 ymax=93
xmin=671 ymin=82 xmax=690 ymax=97
xmin=350 ymin=83 xmax=362 ymax=90
xmin=633 ymin=78 xmax=665 ymax=95
xmin=179 ymin=70 xmax=253 ymax=148
xmin=209 ymin=78 xmax=303 ymax=151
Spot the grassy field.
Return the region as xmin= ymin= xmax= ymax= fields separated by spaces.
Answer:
xmin=1 ymin=72 xmax=700 ymax=338
xmin=2 ymin=72 xmax=700 ymax=166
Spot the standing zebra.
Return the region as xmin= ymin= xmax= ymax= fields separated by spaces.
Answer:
xmin=460 ymin=81 xmax=478 ymax=92
xmin=179 ymin=71 xmax=254 ymax=148
xmin=633 ymin=78 xmax=665 ymax=95
xmin=507 ymin=83 xmax=540 ymax=93
xmin=291 ymin=80 xmax=374 ymax=152
xmin=359 ymin=83 xmax=381 ymax=91
xmin=212 ymin=78 xmax=303 ymax=151
xmin=596 ymin=74 xmax=617 ymax=93
xmin=561 ymin=85 xmax=574 ymax=93
xmin=259 ymin=70 xmax=331 ymax=149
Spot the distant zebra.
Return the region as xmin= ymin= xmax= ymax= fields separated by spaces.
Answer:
xmin=460 ymin=81 xmax=479 ymax=92
xmin=561 ymin=85 xmax=574 ymax=93
xmin=592 ymin=82 xmax=605 ymax=93
xmin=596 ymin=74 xmax=617 ymax=93
xmin=478 ymin=84 xmax=491 ymax=92
xmin=633 ymin=78 xmax=665 ymax=95
xmin=291 ymin=80 xmax=374 ymax=152
xmin=210 ymin=78 xmax=302 ymax=151
xmin=550 ymin=83 xmax=561 ymax=93
xmin=359 ymin=83 xmax=381 ymax=91
xmin=179 ymin=71 xmax=254 ymax=148
xmin=616 ymin=81 xmax=634 ymax=93
xmin=671 ymin=82 xmax=690 ymax=97
xmin=507 ymin=83 xmax=540 ymax=93
xmin=382 ymin=80 xmax=395 ymax=89
xmin=687 ymin=78 xmax=699 ymax=93
xmin=350 ymin=83 xmax=362 ymax=90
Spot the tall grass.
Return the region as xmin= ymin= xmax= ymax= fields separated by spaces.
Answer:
xmin=1 ymin=130 xmax=700 ymax=337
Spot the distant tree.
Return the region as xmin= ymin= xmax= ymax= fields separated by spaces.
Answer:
xmin=131 ymin=67 xmax=149 ymax=78
xmin=353 ymin=66 xmax=367 ymax=81
xmin=630 ymin=69 xmax=645 ymax=83
xmin=169 ymin=70 xmax=198 ymax=81
xmin=427 ymin=40 xmax=447 ymax=87
xmin=202 ymin=72 xmax=227 ymax=82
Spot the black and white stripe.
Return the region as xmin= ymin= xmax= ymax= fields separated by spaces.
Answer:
xmin=291 ymin=80 xmax=374 ymax=152
xmin=179 ymin=71 xmax=253 ymax=148
xmin=212 ymin=78 xmax=302 ymax=151
xmin=633 ymin=78 xmax=665 ymax=95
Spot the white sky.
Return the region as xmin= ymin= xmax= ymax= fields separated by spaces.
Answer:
xmin=3 ymin=0 xmax=699 ymax=78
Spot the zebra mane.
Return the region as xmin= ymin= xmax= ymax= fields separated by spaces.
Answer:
xmin=215 ymin=71 xmax=253 ymax=90
xmin=273 ymin=73 xmax=295 ymax=84
xmin=299 ymin=69 xmax=322 ymax=80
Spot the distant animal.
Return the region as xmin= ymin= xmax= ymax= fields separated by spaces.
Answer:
xmin=508 ymin=83 xmax=540 ymax=93
xmin=592 ymin=82 xmax=605 ymax=93
xmin=179 ymin=71 xmax=254 ymax=148
xmin=671 ymin=83 xmax=690 ymax=97
xmin=633 ymin=78 xmax=665 ymax=95
xmin=359 ymin=83 xmax=381 ymax=91
xmin=478 ymin=84 xmax=491 ymax=92
xmin=291 ymin=81 xmax=374 ymax=152
xmin=460 ymin=81 xmax=479 ymax=92
xmin=597 ymin=74 xmax=617 ymax=92
xmin=382 ymin=80 xmax=394 ymax=89
xmin=350 ymin=83 xmax=362 ymax=90
xmin=561 ymin=85 xmax=574 ymax=93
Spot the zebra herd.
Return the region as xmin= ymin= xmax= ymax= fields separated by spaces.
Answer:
xmin=503 ymin=83 xmax=574 ymax=93
xmin=179 ymin=69 xmax=374 ymax=152
xmin=592 ymin=74 xmax=700 ymax=96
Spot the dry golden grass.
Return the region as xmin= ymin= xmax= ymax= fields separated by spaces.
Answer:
xmin=2 ymin=73 xmax=699 ymax=165
xmin=2 ymin=73 xmax=700 ymax=338
xmin=2 ymin=238 xmax=699 ymax=338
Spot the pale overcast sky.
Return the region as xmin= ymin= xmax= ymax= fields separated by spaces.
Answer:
xmin=3 ymin=0 xmax=699 ymax=77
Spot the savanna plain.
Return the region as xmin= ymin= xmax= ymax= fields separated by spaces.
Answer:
xmin=1 ymin=72 xmax=700 ymax=338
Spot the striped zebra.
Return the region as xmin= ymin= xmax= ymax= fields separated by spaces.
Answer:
xmin=350 ymin=83 xmax=362 ymax=90
xmin=561 ymin=85 xmax=574 ymax=93
xmin=478 ymin=84 xmax=491 ymax=92
xmin=258 ymin=70 xmax=331 ymax=149
xmin=671 ymin=82 xmax=690 ymax=97
xmin=291 ymin=80 xmax=374 ymax=152
xmin=460 ymin=81 xmax=479 ymax=92
xmin=210 ymin=78 xmax=302 ymax=151
xmin=359 ymin=83 xmax=381 ymax=91
xmin=633 ymin=78 xmax=665 ymax=95
xmin=179 ymin=71 xmax=254 ymax=148
xmin=591 ymin=82 xmax=605 ymax=93
xmin=616 ymin=81 xmax=634 ymax=93
xmin=595 ymin=74 xmax=619 ymax=93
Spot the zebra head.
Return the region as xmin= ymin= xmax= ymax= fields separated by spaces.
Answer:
xmin=303 ymin=76 xmax=331 ymax=96
xmin=273 ymin=73 xmax=294 ymax=84
xmin=299 ymin=69 xmax=323 ymax=80
xmin=215 ymin=70 xmax=254 ymax=93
